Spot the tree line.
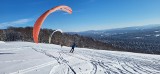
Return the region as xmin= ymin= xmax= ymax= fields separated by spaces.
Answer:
xmin=0 ymin=26 xmax=115 ymax=51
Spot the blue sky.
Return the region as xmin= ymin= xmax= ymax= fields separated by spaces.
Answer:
xmin=0 ymin=0 xmax=160 ymax=32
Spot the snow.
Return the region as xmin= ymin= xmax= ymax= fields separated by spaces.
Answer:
xmin=0 ymin=41 xmax=160 ymax=74
xmin=100 ymin=35 xmax=103 ymax=36
xmin=135 ymin=37 xmax=142 ymax=39
xmin=145 ymin=35 xmax=151 ymax=36
xmin=119 ymin=33 xmax=124 ymax=34
xmin=154 ymin=31 xmax=160 ymax=33
xmin=155 ymin=34 xmax=160 ymax=37
xmin=0 ymin=41 xmax=5 ymax=43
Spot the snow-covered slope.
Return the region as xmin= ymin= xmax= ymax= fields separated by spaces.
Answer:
xmin=0 ymin=42 xmax=160 ymax=74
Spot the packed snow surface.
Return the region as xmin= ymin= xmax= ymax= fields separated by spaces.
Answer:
xmin=0 ymin=42 xmax=160 ymax=74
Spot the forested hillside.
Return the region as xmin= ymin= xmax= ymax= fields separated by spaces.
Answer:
xmin=0 ymin=27 xmax=114 ymax=51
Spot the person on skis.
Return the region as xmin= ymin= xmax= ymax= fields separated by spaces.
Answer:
xmin=70 ymin=42 xmax=76 ymax=53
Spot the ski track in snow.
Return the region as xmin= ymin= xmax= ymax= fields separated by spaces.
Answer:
xmin=32 ymin=47 xmax=77 ymax=74
xmin=0 ymin=42 xmax=160 ymax=74
xmin=9 ymin=61 xmax=57 ymax=74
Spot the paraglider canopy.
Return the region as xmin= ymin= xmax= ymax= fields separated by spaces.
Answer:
xmin=49 ymin=29 xmax=63 ymax=44
xmin=33 ymin=5 xmax=72 ymax=43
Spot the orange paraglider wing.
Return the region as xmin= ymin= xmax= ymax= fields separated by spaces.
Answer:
xmin=33 ymin=5 xmax=72 ymax=43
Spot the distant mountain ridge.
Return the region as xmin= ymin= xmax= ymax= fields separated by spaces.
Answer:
xmin=69 ymin=24 xmax=160 ymax=54
xmin=73 ymin=24 xmax=160 ymax=38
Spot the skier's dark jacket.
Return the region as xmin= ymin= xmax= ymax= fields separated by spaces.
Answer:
xmin=71 ymin=43 xmax=76 ymax=49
